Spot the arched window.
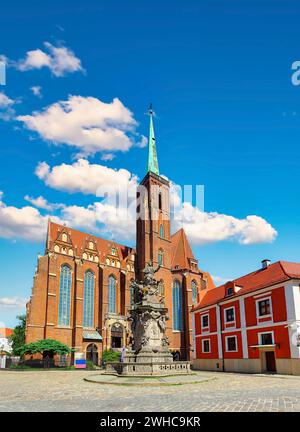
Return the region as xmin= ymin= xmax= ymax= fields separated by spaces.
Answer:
xmin=159 ymin=224 xmax=164 ymax=238
xmin=172 ymin=279 xmax=183 ymax=331
xmin=158 ymin=191 xmax=162 ymax=210
xmin=58 ymin=265 xmax=72 ymax=326
xmin=158 ymin=249 xmax=164 ymax=266
xmin=108 ymin=275 xmax=117 ymax=313
xmin=83 ymin=270 xmax=95 ymax=328
xmin=192 ymin=280 xmax=198 ymax=304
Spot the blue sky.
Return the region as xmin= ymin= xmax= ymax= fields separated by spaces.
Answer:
xmin=1 ymin=0 xmax=300 ymax=327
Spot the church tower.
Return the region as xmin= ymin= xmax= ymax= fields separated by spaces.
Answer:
xmin=136 ymin=106 xmax=172 ymax=286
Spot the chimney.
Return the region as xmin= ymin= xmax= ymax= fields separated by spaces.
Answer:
xmin=261 ymin=259 xmax=271 ymax=269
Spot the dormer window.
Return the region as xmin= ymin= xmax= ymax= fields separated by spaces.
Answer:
xmin=226 ymin=287 xmax=234 ymax=296
xmin=111 ymin=247 xmax=116 ymax=256
xmin=89 ymin=241 xmax=94 ymax=250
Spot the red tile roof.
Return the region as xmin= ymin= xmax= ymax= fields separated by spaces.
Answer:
xmin=0 ymin=328 xmax=13 ymax=338
xmin=171 ymin=228 xmax=196 ymax=269
xmin=193 ymin=261 xmax=300 ymax=311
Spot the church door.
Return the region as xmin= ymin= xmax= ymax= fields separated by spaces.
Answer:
xmin=86 ymin=344 xmax=98 ymax=365
xmin=111 ymin=323 xmax=123 ymax=348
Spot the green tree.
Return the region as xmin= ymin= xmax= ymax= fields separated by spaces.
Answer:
xmin=8 ymin=314 xmax=26 ymax=356
xmin=20 ymin=339 xmax=72 ymax=357
xmin=102 ymin=349 xmax=121 ymax=363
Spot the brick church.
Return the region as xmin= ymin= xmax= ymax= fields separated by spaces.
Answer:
xmin=25 ymin=108 xmax=215 ymax=364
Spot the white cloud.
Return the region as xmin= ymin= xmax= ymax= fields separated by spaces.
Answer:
xmin=24 ymin=195 xmax=62 ymax=211
xmin=0 ymin=297 xmax=27 ymax=308
xmin=61 ymin=202 xmax=135 ymax=243
xmin=0 ymin=91 xmax=15 ymax=120
xmin=211 ymin=275 xmax=232 ymax=285
xmin=173 ymin=202 xmax=277 ymax=245
xmin=30 ymin=85 xmax=42 ymax=98
xmin=35 ymin=158 xmax=138 ymax=196
xmin=0 ymin=192 xmax=61 ymax=242
xmin=16 ymin=42 xmax=83 ymax=77
xmin=0 ymin=92 xmax=14 ymax=108
xmin=18 ymin=96 xmax=145 ymax=156
xmin=101 ymin=153 xmax=116 ymax=161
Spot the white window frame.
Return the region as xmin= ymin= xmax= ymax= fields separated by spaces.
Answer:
xmin=256 ymin=296 xmax=273 ymax=319
xmin=224 ymin=306 xmax=236 ymax=325
xmin=258 ymin=331 xmax=275 ymax=346
xmin=202 ymin=338 xmax=211 ymax=353
xmin=201 ymin=313 xmax=209 ymax=331
xmin=225 ymin=335 xmax=238 ymax=352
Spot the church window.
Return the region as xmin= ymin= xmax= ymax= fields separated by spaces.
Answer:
xmin=158 ymin=191 xmax=162 ymax=210
xmin=68 ymin=249 xmax=73 ymax=256
xmin=62 ymin=233 xmax=68 ymax=242
xmin=83 ymin=252 xmax=87 ymax=260
xmin=89 ymin=241 xmax=94 ymax=250
xmin=111 ymin=247 xmax=117 ymax=255
xmin=83 ymin=270 xmax=94 ymax=328
xmin=54 ymin=245 xmax=60 ymax=253
xmin=159 ymin=224 xmax=164 ymax=238
xmin=58 ymin=265 xmax=72 ymax=326
xmin=108 ymin=275 xmax=117 ymax=313
xmin=106 ymin=258 xmax=110 ymax=266
xmin=192 ymin=280 xmax=198 ymax=304
xmin=172 ymin=279 xmax=183 ymax=331
xmin=158 ymin=249 xmax=164 ymax=266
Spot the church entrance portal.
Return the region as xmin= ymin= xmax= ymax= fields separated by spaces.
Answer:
xmin=111 ymin=323 xmax=123 ymax=348
xmin=86 ymin=344 xmax=98 ymax=365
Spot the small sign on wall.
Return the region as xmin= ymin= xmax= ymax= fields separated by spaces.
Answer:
xmin=74 ymin=352 xmax=86 ymax=369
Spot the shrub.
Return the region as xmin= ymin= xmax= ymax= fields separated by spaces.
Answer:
xmin=102 ymin=349 xmax=121 ymax=363
xmin=86 ymin=359 xmax=96 ymax=369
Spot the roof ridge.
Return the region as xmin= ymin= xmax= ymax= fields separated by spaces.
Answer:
xmin=49 ymin=221 xmax=133 ymax=250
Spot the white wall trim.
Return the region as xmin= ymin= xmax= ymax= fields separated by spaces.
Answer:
xmin=225 ymin=334 xmax=238 ymax=352
xmin=239 ymin=297 xmax=248 ymax=358
xmin=284 ymin=283 xmax=300 ymax=359
xmin=216 ymin=304 xmax=223 ymax=359
xmin=195 ymin=319 xmax=290 ymax=338
xmin=201 ymin=338 xmax=211 ymax=354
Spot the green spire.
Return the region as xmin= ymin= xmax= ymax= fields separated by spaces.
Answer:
xmin=147 ymin=104 xmax=159 ymax=175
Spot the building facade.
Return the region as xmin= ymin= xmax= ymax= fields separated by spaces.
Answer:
xmin=25 ymin=109 xmax=215 ymax=364
xmin=192 ymin=260 xmax=300 ymax=375
xmin=0 ymin=328 xmax=13 ymax=354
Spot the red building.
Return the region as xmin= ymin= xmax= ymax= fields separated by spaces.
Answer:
xmin=192 ymin=260 xmax=300 ymax=375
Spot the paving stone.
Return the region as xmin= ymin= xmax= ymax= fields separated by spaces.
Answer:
xmin=1 ymin=370 xmax=300 ymax=412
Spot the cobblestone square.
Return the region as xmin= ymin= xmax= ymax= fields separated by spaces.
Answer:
xmin=1 ymin=370 xmax=300 ymax=412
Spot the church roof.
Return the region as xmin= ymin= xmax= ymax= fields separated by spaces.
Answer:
xmin=171 ymin=228 xmax=195 ymax=269
xmin=193 ymin=260 xmax=300 ymax=311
